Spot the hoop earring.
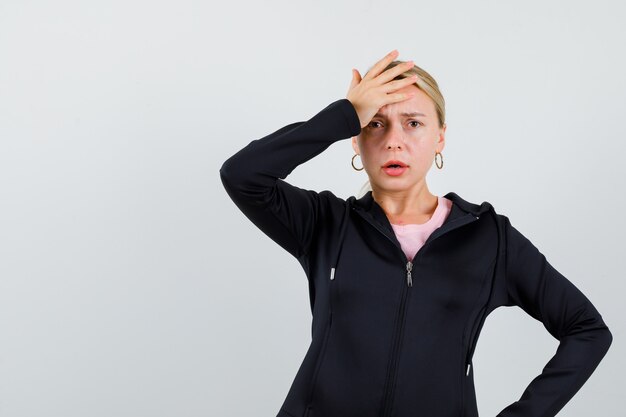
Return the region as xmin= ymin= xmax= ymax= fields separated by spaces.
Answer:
xmin=351 ymin=153 xmax=364 ymax=171
xmin=435 ymin=152 xmax=443 ymax=169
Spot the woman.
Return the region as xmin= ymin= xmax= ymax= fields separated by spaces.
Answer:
xmin=219 ymin=49 xmax=613 ymax=417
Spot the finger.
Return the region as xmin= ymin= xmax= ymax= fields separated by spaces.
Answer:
xmin=375 ymin=60 xmax=415 ymax=86
xmin=385 ymin=91 xmax=415 ymax=104
xmin=348 ymin=69 xmax=357 ymax=91
xmin=354 ymin=69 xmax=362 ymax=83
xmin=362 ymin=49 xmax=399 ymax=81
xmin=381 ymin=74 xmax=419 ymax=93
xmin=346 ymin=69 xmax=360 ymax=97
xmin=349 ymin=68 xmax=361 ymax=90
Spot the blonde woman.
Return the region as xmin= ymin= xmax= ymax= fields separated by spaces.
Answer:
xmin=219 ymin=49 xmax=612 ymax=417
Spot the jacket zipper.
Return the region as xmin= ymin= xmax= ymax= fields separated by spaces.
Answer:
xmin=381 ymin=273 xmax=410 ymax=417
xmin=352 ymin=207 xmax=480 ymax=281
xmin=353 ymin=208 xmax=480 ymax=417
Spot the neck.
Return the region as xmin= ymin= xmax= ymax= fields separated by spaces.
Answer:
xmin=371 ymin=182 xmax=438 ymax=225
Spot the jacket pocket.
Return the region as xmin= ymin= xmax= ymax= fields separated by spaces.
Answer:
xmin=304 ymin=310 xmax=333 ymax=417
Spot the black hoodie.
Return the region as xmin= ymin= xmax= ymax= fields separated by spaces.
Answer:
xmin=219 ymin=98 xmax=613 ymax=417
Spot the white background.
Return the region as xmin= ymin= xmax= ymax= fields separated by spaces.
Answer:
xmin=1 ymin=1 xmax=624 ymax=416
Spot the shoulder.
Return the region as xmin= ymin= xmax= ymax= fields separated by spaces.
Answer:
xmin=309 ymin=189 xmax=351 ymax=230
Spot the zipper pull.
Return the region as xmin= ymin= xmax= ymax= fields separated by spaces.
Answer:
xmin=466 ymin=362 xmax=471 ymax=376
xmin=406 ymin=261 xmax=413 ymax=287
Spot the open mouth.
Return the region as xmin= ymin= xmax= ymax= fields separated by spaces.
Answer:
xmin=383 ymin=160 xmax=408 ymax=168
xmin=382 ymin=161 xmax=408 ymax=176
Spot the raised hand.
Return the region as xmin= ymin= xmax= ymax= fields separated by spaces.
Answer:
xmin=346 ymin=49 xmax=418 ymax=129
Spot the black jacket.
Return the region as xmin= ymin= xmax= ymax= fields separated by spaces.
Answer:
xmin=219 ymin=98 xmax=613 ymax=417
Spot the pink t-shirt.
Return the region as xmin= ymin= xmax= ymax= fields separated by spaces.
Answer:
xmin=390 ymin=196 xmax=453 ymax=261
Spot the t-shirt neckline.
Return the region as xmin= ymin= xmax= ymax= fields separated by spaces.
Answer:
xmin=390 ymin=196 xmax=446 ymax=228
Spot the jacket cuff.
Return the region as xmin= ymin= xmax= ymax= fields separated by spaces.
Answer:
xmin=336 ymin=98 xmax=362 ymax=136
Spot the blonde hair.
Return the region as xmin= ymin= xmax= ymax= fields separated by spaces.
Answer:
xmin=356 ymin=60 xmax=446 ymax=198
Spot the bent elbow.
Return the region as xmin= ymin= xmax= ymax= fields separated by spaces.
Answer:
xmin=587 ymin=323 xmax=613 ymax=365
xmin=219 ymin=156 xmax=246 ymax=193
xmin=219 ymin=156 xmax=236 ymax=183
xmin=600 ymin=326 xmax=613 ymax=355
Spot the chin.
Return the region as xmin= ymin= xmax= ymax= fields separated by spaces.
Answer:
xmin=374 ymin=179 xmax=413 ymax=192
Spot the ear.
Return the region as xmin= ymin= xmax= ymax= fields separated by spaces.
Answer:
xmin=351 ymin=136 xmax=360 ymax=154
xmin=436 ymin=124 xmax=446 ymax=153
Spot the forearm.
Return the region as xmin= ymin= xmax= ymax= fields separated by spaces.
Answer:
xmin=496 ymin=313 xmax=612 ymax=416
xmin=219 ymin=98 xmax=361 ymax=260
xmin=219 ymin=98 xmax=361 ymax=198
xmin=498 ymin=215 xmax=613 ymax=416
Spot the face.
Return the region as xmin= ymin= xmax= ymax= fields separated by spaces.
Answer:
xmin=351 ymin=83 xmax=446 ymax=194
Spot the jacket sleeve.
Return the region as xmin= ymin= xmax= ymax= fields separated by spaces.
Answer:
xmin=219 ymin=98 xmax=362 ymax=260
xmin=496 ymin=215 xmax=613 ymax=417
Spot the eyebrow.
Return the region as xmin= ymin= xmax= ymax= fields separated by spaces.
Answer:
xmin=374 ymin=112 xmax=427 ymax=118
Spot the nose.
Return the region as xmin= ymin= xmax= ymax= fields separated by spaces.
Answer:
xmin=384 ymin=129 xmax=403 ymax=150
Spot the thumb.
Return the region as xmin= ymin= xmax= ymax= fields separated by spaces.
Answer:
xmin=349 ymin=68 xmax=361 ymax=89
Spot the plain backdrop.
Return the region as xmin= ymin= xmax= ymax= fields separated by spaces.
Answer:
xmin=1 ymin=1 xmax=624 ymax=416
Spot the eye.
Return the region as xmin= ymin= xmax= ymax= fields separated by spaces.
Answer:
xmin=368 ymin=121 xmax=383 ymax=128
xmin=409 ymin=120 xmax=422 ymax=128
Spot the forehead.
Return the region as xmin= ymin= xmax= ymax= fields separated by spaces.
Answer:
xmin=376 ymin=85 xmax=435 ymax=118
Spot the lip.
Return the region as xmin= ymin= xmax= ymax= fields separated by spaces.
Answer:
xmin=382 ymin=159 xmax=409 ymax=168
xmin=381 ymin=160 xmax=409 ymax=177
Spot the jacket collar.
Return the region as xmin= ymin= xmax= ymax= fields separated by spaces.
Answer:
xmin=351 ymin=190 xmax=493 ymax=235
xmin=441 ymin=191 xmax=493 ymax=216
